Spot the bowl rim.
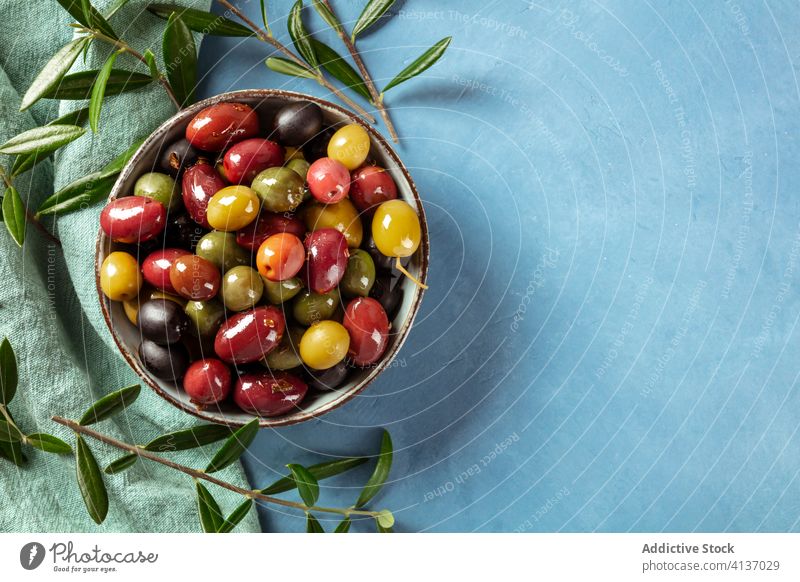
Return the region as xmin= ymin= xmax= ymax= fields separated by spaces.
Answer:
xmin=96 ymin=89 xmax=429 ymax=428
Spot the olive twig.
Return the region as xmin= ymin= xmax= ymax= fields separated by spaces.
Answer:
xmin=0 ymin=165 xmax=62 ymax=248
xmin=394 ymin=256 xmax=427 ymax=289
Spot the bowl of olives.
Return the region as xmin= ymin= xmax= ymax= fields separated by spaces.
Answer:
xmin=96 ymin=89 xmax=428 ymax=427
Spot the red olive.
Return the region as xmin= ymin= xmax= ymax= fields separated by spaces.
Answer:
xmin=141 ymin=248 xmax=191 ymax=293
xmin=214 ymin=305 xmax=285 ymax=364
xmin=183 ymin=358 xmax=232 ymax=406
xmin=307 ymin=157 xmax=350 ymax=204
xmin=235 ymin=212 xmax=306 ymax=251
xmin=304 ymin=228 xmax=349 ymax=294
xmin=350 ymin=165 xmax=398 ymax=212
xmin=223 ymin=138 xmax=284 ymax=184
xmin=343 ymin=297 xmax=389 ymax=366
xmin=233 ymin=370 xmax=307 ymax=416
xmin=169 ymin=255 xmax=221 ymax=301
xmin=100 ymin=196 xmax=166 ymax=243
xmin=185 ymin=102 xmax=260 ymax=152
xmin=182 ymin=161 xmax=226 ymax=228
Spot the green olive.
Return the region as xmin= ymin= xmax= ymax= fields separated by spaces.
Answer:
xmin=221 ymin=266 xmax=264 ymax=311
xmin=134 ymin=172 xmax=181 ymax=211
xmin=292 ymin=288 xmax=340 ymax=326
xmin=262 ymin=326 xmax=305 ymax=370
xmin=250 ymin=166 xmax=305 ymax=212
xmin=286 ymin=158 xmax=310 ymax=179
xmin=184 ymin=299 xmax=225 ymax=337
xmin=341 ymin=249 xmax=375 ymax=298
xmin=262 ymin=276 xmax=303 ymax=305
xmin=196 ymin=231 xmax=250 ymax=273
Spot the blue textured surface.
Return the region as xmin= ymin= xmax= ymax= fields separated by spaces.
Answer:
xmin=198 ymin=0 xmax=800 ymax=532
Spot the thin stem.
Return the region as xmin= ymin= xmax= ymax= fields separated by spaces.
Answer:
xmin=0 ymin=166 xmax=62 ymax=248
xmin=321 ymin=0 xmax=398 ymax=143
xmin=51 ymin=416 xmax=379 ymax=519
xmin=218 ymin=0 xmax=376 ymax=123
xmin=395 ymin=256 xmax=427 ymax=289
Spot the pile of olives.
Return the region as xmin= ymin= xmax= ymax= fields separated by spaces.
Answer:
xmin=99 ymin=100 xmax=424 ymax=418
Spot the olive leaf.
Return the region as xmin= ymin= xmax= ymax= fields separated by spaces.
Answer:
xmin=260 ymin=456 xmax=367 ymax=495
xmin=143 ymin=424 xmax=233 ymax=452
xmin=311 ymin=40 xmax=370 ymax=100
xmin=217 ymin=499 xmax=253 ymax=533
xmin=0 ymin=338 xmax=18 ymax=406
xmin=355 ymin=429 xmax=392 ymax=508
xmin=381 ymin=36 xmax=451 ymax=94
xmin=143 ymin=49 xmax=160 ymax=81
xmin=312 ymin=0 xmax=342 ymax=34
xmin=351 ymin=0 xmax=396 ymax=40
xmin=56 ymin=0 xmax=118 ymax=39
xmin=0 ymin=125 xmax=86 ymax=156
xmin=147 ymin=4 xmax=255 ymax=37
xmin=306 ymin=513 xmax=324 ymax=533
xmin=104 ymin=453 xmax=138 ymax=474
xmin=78 ymin=384 xmax=141 ymax=426
xmin=0 ymin=419 xmax=23 ymax=443
xmin=333 ymin=517 xmax=351 ymax=533
xmin=75 ymin=435 xmax=109 ymax=525
xmin=163 ymin=12 xmax=197 ymax=107
xmin=259 ymin=0 xmax=269 ymax=31
xmin=2 ymin=187 xmax=26 ymax=247
xmin=19 ymin=37 xmax=89 ymax=111
xmin=205 ymin=419 xmax=259 ymax=473
xmin=25 ymin=433 xmax=73 ymax=454
xmin=265 ymin=57 xmax=316 ymax=79
xmin=81 ymin=0 xmax=95 ymax=28
xmin=196 ymin=482 xmax=224 ymax=533
xmin=89 ymin=51 xmax=121 ymax=132
xmin=42 ymin=69 xmax=152 ymax=100
xmin=287 ymin=463 xmax=320 ymax=506
xmin=288 ymin=0 xmax=318 ymax=69
xmin=375 ymin=509 xmax=394 ymax=528
xmin=11 ymin=107 xmax=91 ymax=177
xmin=0 ymin=440 xmax=27 ymax=466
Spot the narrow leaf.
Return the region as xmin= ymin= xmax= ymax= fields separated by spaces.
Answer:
xmin=333 ymin=517 xmax=351 ymax=533
xmin=260 ymin=0 xmax=269 ymax=31
xmin=0 ymin=125 xmax=85 ymax=156
xmin=196 ymin=482 xmax=224 ymax=533
xmin=355 ymin=429 xmax=392 ymax=508
xmin=375 ymin=509 xmax=394 ymax=528
xmin=382 ymin=37 xmax=451 ymax=93
xmin=265 ymin=57 xmax=316 ymax=79
xmin=352 ymin=0 xmax=396 ymax=40
xmin=143 ymin=49 xmax=160 ymax=81
xmin=143 ymin=424 xmax=233 ymax=452
xmin=75 ymin=435 xmax=109 ymax=525
xmin=41 ymin=69 xmax=152 ymax=100
xmin=0 ymin=419 xmax=23 ymax=443
xmin=260 ymin=456 xmax=367 ymax=495
xmin=0 ymin=440 xmax=27 ymax=466
xmin=81 ymin=0 xmax=95 ymax=28
xmin=217 ymin=499 xmax=253 ymax=533
xmin=288 ymin=0 xmax=318 ymax=69
xmin=287 ymin=463 xmax=319 ymax=506
xmin=25 ymin=433 xmax=73 ymax=454
xmin=147 ymin=4 xmax=255 ymax=37
xmin=306 ymin=513 xmax=324 ymax=532
xmin=0 ymin=338 xmax=18 ymax=405
xmin=312 ymin=0 xmax=342 ymax=33
xmin=89 ymin=51 xmax=119 ymax=132
xmin=311 ymin=39 xmax=370 ymax=100
xmin=56 ymin=0 xmax=118 ymax=39
xmin=20 ymin=37 xmax=89 ymax=111
xmin=205 ymin=419 xmax=259 ymax=473
xmin=2 ymin=187 xmax=26 ymax=247
xmin=104 ymin=453 xmax=138 ymax=474
xmin=79 ymin=384 xmax=141 ymax=426
xmin=11 ymin=108 xmax=91 ymax=177
xmin=163 ymin=12 xmax=197 ymax=107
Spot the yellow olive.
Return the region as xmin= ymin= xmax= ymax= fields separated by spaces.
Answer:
xmin=302 ymin=199 xmax=363 ymax=248
xmin=100 ymin=251 xmax=142 ymax=301
xmin=206 ymin=186 xmax=260 ymax=231
xmin=327 ymin=124 xmax=370 ymax=170
xmin=371 ymin=200 xmax=421 ymax=258
xmin=299 ymin=320 xmax=350 ymax=370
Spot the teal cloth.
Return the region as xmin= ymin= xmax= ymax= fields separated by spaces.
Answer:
xmin=0 ymin=0 xmax=261 ymax=533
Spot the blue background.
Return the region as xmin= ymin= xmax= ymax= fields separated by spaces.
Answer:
xmin=197 ymin=0 xmax=800 ymax=532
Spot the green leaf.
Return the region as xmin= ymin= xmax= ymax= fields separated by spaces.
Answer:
xmin=147 ymin=4 xmax=255 ymax=37
xmin=375 ymin=509 xmax=394 ymax=528
xmin=333 ymin=517 xmax=351 ymax=533
xmin=287 ymin=463 xmax=319 ymax=506
xmin=382 ymin=36 xmax=451 ymax=93
xmin=217 ymin=499 xmax=253 ymax=533
xmin=104 ymin=0 xmax=131 ymax=19
xmin=143 ymin=424 xmax=233 ymax=452
xmin=312 ymin=0 xmax=342 ymax=34
xmin=352 ymin=0 xmax=396 ymax=40
xmin=143 ymin=49 xmax=160 ymax=81
xmin=78 ymin=384 xmax=141 ymax=426
xmin=260 ymin=456 xmax=367 ymax=495
xmin=42 ymin=69 xmax=152 ymax=100
xmin=288 ymin=0 xmax=318 ymax=69
xmin=311 ymin=39 xmax=370 ymax=100
xmin=355 ymin=429 xmax=392 ymax=508
xmin=196 ymin=482 xmax=224 ymax=533
xmin=306 ymin=513 xmax=324 ymax=532
xmin=75 ymin=435 xmax=109 ymax=525
xmin=11 ymin=108 xmax=91 ymax=177
xmin=260 ymin=0 xmax=269 ymax=31
xmin=0 ymin=419 xmax=23 ymax=443
xmin=104 ymin=453 xmax=138 ymax=474
xmin=2 ymin=187 xmax=26 ymax=247
xmin=0 ymin=440 xmax=27 ymax=466
xmin=265 ymin=57 xmax=316 ymax=79
xmin=205 ymin=419 xmax=259 ymax=473
xmin=19 ymin=37 xmax=89 ymax=111
xmin=81 ymin=0 xmax=95 ymax=28
xmin=0 ymin=125 xmax=86 ymax=156
xmin=25 ymin=433 xmax=73 ymax=454
xmin=56 ymin=0 xmax=118 ymax=39
xmin=163 ymin=12 xmax=197 ymax=107
xmin=89 ymin=51 xmax=119 ymax=132
xmin=0 ymin=338 xmax=18 ymax=406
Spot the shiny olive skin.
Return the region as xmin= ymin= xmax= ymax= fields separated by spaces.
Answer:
xmin=370 ymin=274 xmax=403 ymax=319
xmin=343 ymin=297 xmax=389 ymax=366
xmin=100 ymin=251 xmax=143 ymax=301
xmin=138 ymin=299 xmax=188 ymax=345
xmin=223 ymin=138 xmax=284 ymax=184
xmin=221 ymin=266 xmax=264 ymax=311
xmin=302 ymin=199 xmax=363 ymax=248
xmin=183 ymin=358 xmax=231 ymax=406
xmin=250 ymin=166 xmax=305 ymax=213
xmin=256 ymin=233 xmax=305 ymax=282
xmin=159 ymin=137 xmax=198 ymax=175
xmin=302 ymin=126 xmax=335 ymax=162
xmin=162 ymin=212 xmax=208 ymax=252
xmin=196 ymin=231 xmax=249 ymax=273
xmin=303 ymin=228 xmax=349 ymax=294
xmin=134 ymin=172 xmax=181 ymax=211
xmin=327 ymin=124 xmax=370 ymax=170
xmin=169 ymin=255 xmax=221 ymax=301
xmin=307 ymin=157 xmax=350 ymax=204
xmin=101 ymin=196 xmax=166 ymax=243
xmin=262 ymin=276 xmax=303 ymax=305
xmin=206 ymin=185 xmax=260 ymax=231
xmin=235 ymin=211 xmax=306 ymax=252
xmin=350 ymin=165 xmax=397 ymax=212
xmin=185 ymin=102 xmax=259 ymax=152
xmin=371 ymin=200 xmax=422 ymax=258
xmin=141 ymin=248 xmax=190 ymax=294
xmin=306 ymin=361 xmax=349 ymax=391
xmin=263 ymin=327 xmax=305 ymax=370
xmin=363 ymin=231 xmax=401 ymax=271
xmin=182 ymin=161 xmax=225 ymax=228
xmin=139 ymin=338 xmax=188 ymax=382
xmin=233 ymin=369 xmax=308 ymax=416
xmin=299 ymin=320 xmax=350 ymax=370
xmin=286 ymin=158 xmax=310 ymax=179
xmin=214 ymin=305 xmax=285 ymax=364
xmin=341 ymin=249 xmax=375 ymax=298
xmin=184 ymin=299 xmax=225 ymax=337
xmin=272 ymin=101 xmax=323 ymax=146
xmin=292 ymin=288 xmax=340 ymax=326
